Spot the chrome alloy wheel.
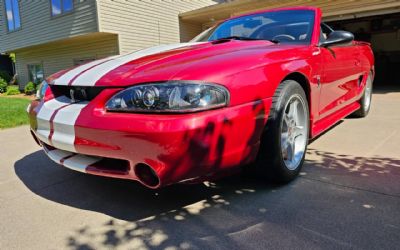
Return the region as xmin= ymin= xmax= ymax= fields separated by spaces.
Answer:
xmin=363 ymin=75 xmax=373 ymax=111
xmin=280 ymin=95 xmax=308 ymax=170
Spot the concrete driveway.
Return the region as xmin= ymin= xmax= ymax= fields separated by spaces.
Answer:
xmin=1 ymin=89 xmax=399 ymax=249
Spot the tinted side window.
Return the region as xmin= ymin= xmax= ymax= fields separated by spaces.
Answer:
xmin=208 ymin=10 xmax=315 ymax=44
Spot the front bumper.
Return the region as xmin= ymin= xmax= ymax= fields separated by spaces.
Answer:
xmin=28 ymin=89 xmax=272 ymax=188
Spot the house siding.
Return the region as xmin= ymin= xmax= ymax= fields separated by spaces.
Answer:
xmin=97 ymin=0 xmax=218 ymax=54
xmin=0 ymin=0 xmax=99 ymax=53
xmin=15 ymin=33 xmax=118 ymax=87
xmin=179 ymin=20 xmax=204 ymax=42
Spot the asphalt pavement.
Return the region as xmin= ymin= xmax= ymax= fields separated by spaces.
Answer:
xmin=0 ymin=88 xmax=399 ymax=249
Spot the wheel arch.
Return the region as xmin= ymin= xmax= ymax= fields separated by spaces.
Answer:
xmin=282 ymin=72 xmax=311 ymax=106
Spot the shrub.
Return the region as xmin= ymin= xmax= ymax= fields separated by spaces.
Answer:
xmin=5 ymin=85 xmax=20 ymax=95
xmin=0 ymin=70 xmax=12 ymax=84
xmin=24 ymin=81 xmax=36 ymax=95
xmin=0 ymin=77 xmax=7 ymax=93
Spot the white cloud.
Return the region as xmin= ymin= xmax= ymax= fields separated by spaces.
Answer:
xmin=6 ymin=10 xmax=13 ymax=22
xmin=52 ymin=5 xmax=61 ymax=15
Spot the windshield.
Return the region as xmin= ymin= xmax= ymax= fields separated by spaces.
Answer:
xmin=192 ymin=10 xmax=315 ymax=44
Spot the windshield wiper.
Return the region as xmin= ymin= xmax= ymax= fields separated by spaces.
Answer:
xmin=212 ymin=36 xmax=280 ymax=44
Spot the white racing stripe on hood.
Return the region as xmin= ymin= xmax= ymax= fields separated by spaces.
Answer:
xmin=53 ymin=56 xmax=120 ymax=86
xmin=68 ymin=42 xmax=204 ymax=86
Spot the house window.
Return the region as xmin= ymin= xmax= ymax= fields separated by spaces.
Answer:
xmin=51 ymin=0 xmax=73 ymax=16
xmin=4 ymin=0 xmax=21 ymax=32
xmin=28 ymin=64 xmax=44 ymax=84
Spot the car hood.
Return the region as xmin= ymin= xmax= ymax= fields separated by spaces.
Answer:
xmin=48 ymin=40 xmax=306 ymax=87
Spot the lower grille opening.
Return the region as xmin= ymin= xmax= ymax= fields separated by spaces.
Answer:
xmin=42 ymin=143 xmax=130 ymax=175
xmin=89 ymin=158 xmax=130 ymax=174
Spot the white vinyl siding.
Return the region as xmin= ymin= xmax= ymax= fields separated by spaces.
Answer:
xmin=0 ymin=0 xmax=99 ymax=53
xmin=97 ymin=0 xmax=218 ymax=54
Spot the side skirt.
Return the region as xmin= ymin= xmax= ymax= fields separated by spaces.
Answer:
xmin=311 ymin=102 xmax=360 ymax=138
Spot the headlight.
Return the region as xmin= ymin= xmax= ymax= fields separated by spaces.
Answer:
xmin=105 ymin=82 xmax=229 ymax=113
xmin=36 ymin=80 xmax=49 ymax=100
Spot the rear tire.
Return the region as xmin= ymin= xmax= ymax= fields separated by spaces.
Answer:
xmin=255 ymin=80 xmax=309 ymax=183
xmin=352 ymin=72 xmax=373 ymax=118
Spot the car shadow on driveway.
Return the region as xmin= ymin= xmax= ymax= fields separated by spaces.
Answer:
xmin=13 ymin=149 xmax=400 ymax=249
xmin=13 ymin=151 xmax=248 ymax=219
xmin=13 ymin=150 xmax=280 ymax=249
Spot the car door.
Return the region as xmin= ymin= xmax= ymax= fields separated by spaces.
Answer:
xmin=318 ymin=24 xmax=361 ymax=119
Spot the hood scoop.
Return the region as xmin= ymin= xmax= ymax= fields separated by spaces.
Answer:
xmin=211 ymin=39 xmax=233 ymax=45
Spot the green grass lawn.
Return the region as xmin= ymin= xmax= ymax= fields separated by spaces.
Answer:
xmin=0 ymin=97 xmax=31 ymax=129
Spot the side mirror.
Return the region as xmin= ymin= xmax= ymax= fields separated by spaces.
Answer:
xmin=320 ymin=30 xmax=354 ymax=47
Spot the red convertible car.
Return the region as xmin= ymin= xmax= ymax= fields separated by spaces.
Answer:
xmin=28 ymin=7 xmax=374 ymax=188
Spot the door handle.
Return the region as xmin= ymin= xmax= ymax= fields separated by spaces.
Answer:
xmin=355 ymin=60 xmax=361 ymax=66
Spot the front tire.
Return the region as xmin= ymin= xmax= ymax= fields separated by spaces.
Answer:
xmin=255 ymin=80 xmax=309 ymax=183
